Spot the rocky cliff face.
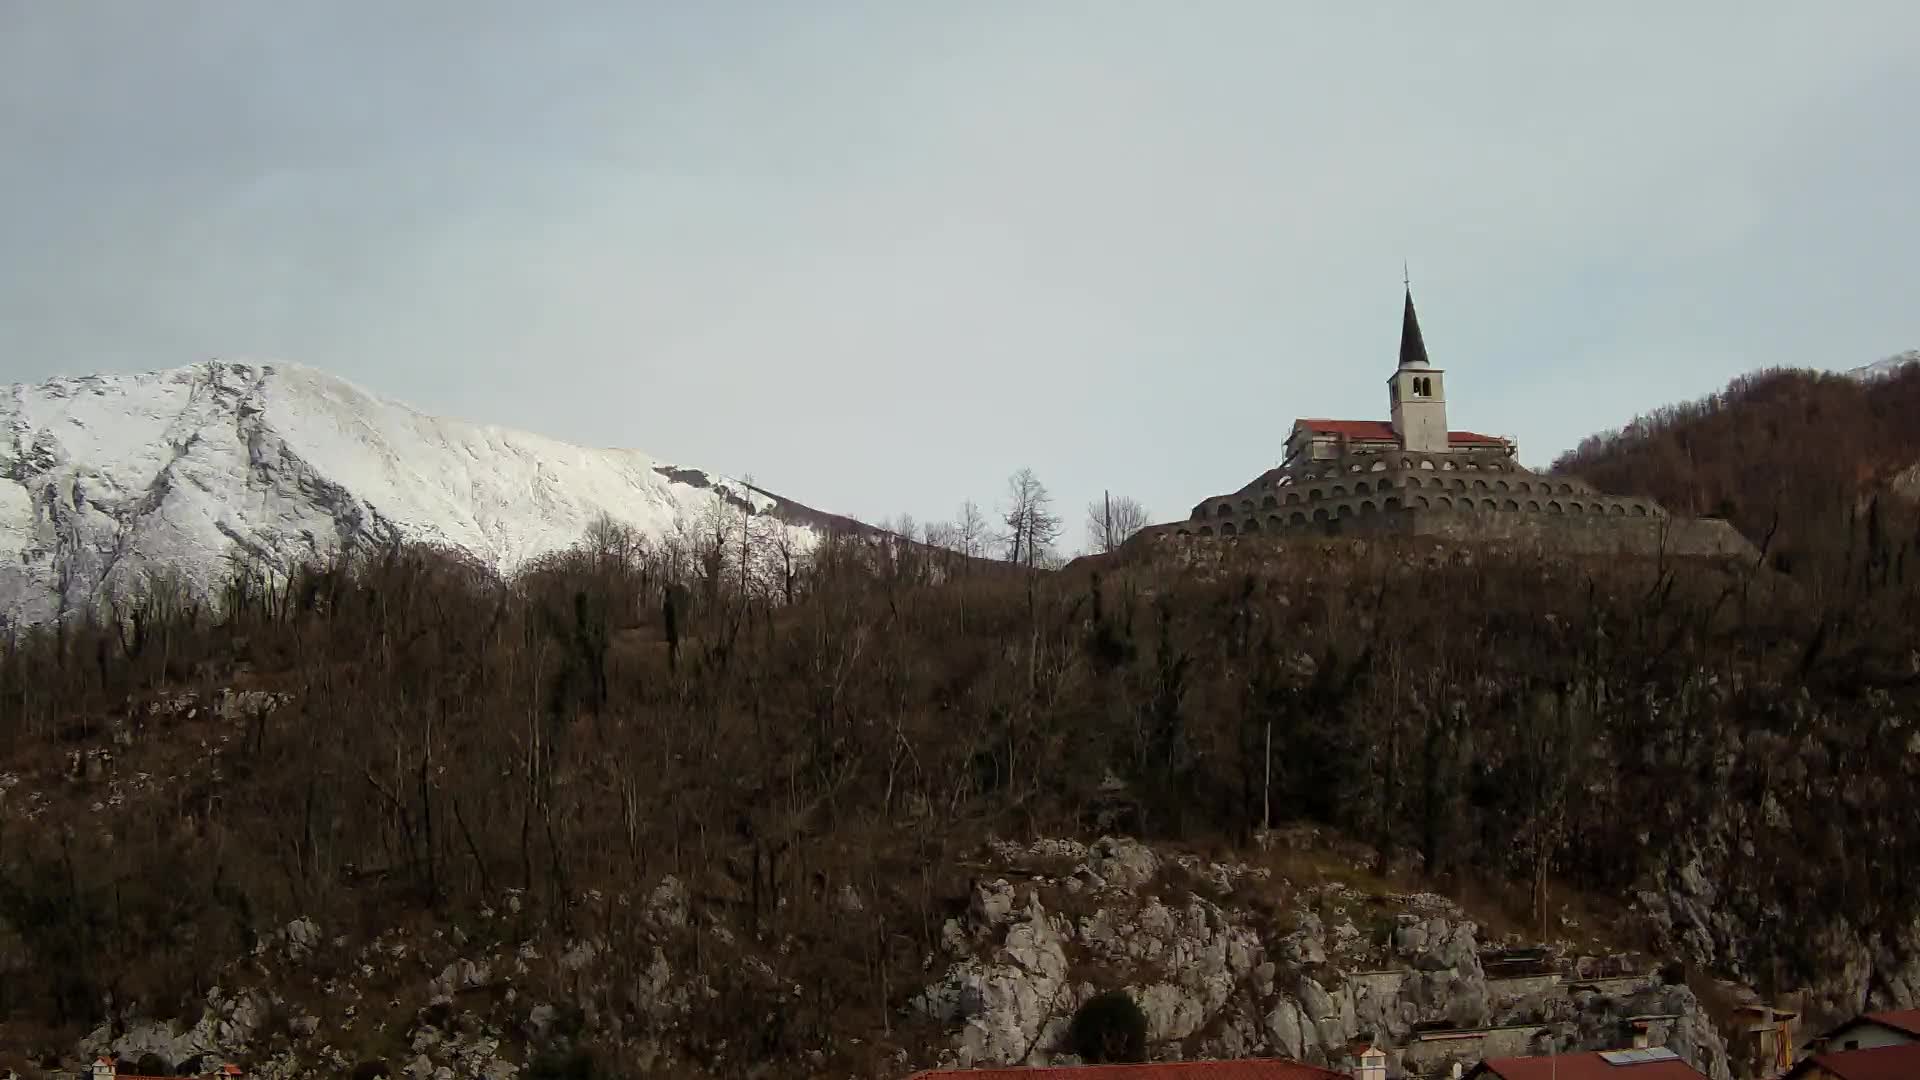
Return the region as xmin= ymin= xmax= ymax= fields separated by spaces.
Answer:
xmin=911 ymin=837 xmax=1730 ymax=1079
xmin=61 ymin=831 xmax=1735 ymax=1080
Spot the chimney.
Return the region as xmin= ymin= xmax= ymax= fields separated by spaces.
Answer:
xmin=1352 ymin=1044 xmax=1387 ymax=1080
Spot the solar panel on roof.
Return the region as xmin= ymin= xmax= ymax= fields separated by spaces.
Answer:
xmin=1598 ymin=1047 xmax=1681 ymax=1065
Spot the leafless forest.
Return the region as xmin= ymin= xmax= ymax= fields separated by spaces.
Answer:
xmin=2 ymin=367 xmax=1919 ymax=1075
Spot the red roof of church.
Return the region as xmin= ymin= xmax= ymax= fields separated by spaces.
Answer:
xmin=1292 ymin=419 xmax=1508 ymax=446
xmin=906 ymin=1061 xmax=1344 ymax=1079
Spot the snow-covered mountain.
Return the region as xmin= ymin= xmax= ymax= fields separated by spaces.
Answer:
xmin=1845 ymin=350 xmax=1920 ymax=380
xmin=1 ymin=360 xmax=844 ymax=625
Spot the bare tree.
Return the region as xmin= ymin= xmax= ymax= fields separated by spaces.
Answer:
xmin=957 ymin=500 xmax=990 ymax=561
xmin=924 ymin=520 xmax=959 ymax=553
xmin=766 ymin=522 xmax=805 ymax=605
xmin=1001 ymin=468 xmax=1062 ymax=569
xmin=1085 ymin=492 xmax=1151 ymax=554
xmin=582 ymin=512 xmax=644 ymax=568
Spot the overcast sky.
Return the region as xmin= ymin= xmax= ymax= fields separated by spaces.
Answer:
xmin=2 ymin=2 xmax=1916 ymax=541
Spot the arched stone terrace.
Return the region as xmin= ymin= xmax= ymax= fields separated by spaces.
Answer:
xmin=1182 ymin=449 xmax=1661 ymax=538
xmin=1191 ymin=451 xmax=1637 ymax=528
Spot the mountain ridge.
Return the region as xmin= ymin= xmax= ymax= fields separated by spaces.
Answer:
xmin=0 ymin=359 xmax=837 ymax=625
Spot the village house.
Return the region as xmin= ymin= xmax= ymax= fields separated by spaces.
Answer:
xmin=1781 ymin=1041 xmax=1920 ymax=1080
xmin=1800 ymin=1008 xmax=1920 ymax=1055
xmin=904 ymin=1050 xmax=1371 ymax=1080
xmin=86 ymin=1058 xmax=242 ymax=1080
xmin=1464 ymin=1047 xmax=1709 ymax=1080
xmin=1725 ymin=999 xmax=1801 ymax=1078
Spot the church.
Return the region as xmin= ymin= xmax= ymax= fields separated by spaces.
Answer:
xmin=1137 ymin=288 xmax=1753 ymax=559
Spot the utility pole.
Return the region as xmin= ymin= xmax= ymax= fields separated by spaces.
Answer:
xmin=1263 ymin=720 xmax=1272 ymax=834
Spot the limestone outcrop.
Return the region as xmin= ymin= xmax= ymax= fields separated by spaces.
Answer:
xmin=912 ymin=837 xmax=1734 ymax=1079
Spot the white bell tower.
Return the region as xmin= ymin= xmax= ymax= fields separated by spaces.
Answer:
xmin=1388 ymin=284 xmax=1448 ymax=454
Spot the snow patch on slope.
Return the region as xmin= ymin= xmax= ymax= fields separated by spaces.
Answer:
xmin=0 ymin=360 xmax=819 ymax=626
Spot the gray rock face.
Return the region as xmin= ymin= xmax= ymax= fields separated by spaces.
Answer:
xmin=916 ymin=837 xmax=1733 ymax=1079
xmin=1086 ymin=836 xmax=1162 ymax=890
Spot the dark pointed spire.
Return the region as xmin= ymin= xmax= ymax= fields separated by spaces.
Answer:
xmin=1398 ymin=285 xmax=1430 ymax=369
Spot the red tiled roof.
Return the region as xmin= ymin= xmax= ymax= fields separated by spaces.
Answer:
xmin=907 ymin=1060 xmax=1345 ymax=1080
xmin=1469 ymin=1051 xmax=1707 ymax=1080
xmin=1863 ymin=1008 xmax=1920 ymax=1036
xmin=1291 ymin=419 xmax=1507 ymax=446
xmin=1791 ymin=1043 xmax=1920 ymax=1079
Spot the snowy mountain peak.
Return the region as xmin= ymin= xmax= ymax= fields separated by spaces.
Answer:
xmin=1 ymin=360 xmax=831 ymax=625
xmin=1846 ymin=350 xmax=1920 ymax=381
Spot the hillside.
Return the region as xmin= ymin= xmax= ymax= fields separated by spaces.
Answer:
xmin=0 ymin=359 xmax=1918 ymax=1079
xmin=1 ymin=507 xmax=1916 ymax=1077
xmin=1551 ymin=354 xmax=1920 ymax=578
xmin=0 ymin=361 xmax=842 ymax=627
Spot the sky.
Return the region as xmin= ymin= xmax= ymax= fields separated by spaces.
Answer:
xmin=2 ymin=2 xmax=1917 ymax=545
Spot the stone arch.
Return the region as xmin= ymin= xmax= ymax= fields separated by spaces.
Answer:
xmin=1559 ymin=483 xmax=1574 ymax=494
xmin=1309 ymin=488 xmax=1324 ymax=501
xmin=1199 ymin=525 xmax=1214 ymax=537
xmin=1336 ymin=504 xmax=1353 ymax=518
xmin=1548 ymin=501 xmax=1564 ymax=514
xmin=1472 ymin=478 xmax=1489 ymax=491
xmin=1414 ymin=495 xmax=1429 ymax=509
xmin=1464 ymin=463 xmax=1481 ymax=472
xmin=1330 ymin=485 xmax=1347 ymax=498
xmin=1290 ymin=511 xmax=1307 ymax=525
xmin=1349 ymin=463 xmax=1363 ymax=473
xmin=1436 ymin=495 xmax=1453 ymax=509
xmin=1360 ymin=500 xmax=1378 ymax=515
xmin=1609 ymin=503 xmax=1626 ymax=516
xmin=1480 ymin=498 xmax=1498 ymax=511
xmin=1419 ymin=459 xmax=1436 ymax=470
xmin=1502 ymin=499 xmax=1519 ymax=511
xmin=1240 ymin=499 xmax=1254 ymax=512
xmin=1370 ymin=460 xmax=1387 ymax=472
xmin=1526 ymin=499 xmax=1541 ymax=511
xmin=1221 ymin=521 xmax=1238 ymax=536
xmin=1175 ymin=529 xmax=1190 ymax=538
xmin=1385 ymin=496 xmax=1402 ymax=511
xmin=1312 ymin=507 xmax=1329 ymax=523
xmin=1568 ymin=501 xmax=1582 ymax=514
xmin=1451 ymin=478 xmax=1467 ymax=491
xmin=1217 ymin=503 xmax=1233 ymax=518
xmin=1243 ymin=518 xmax=1260 ymax=533
xmin=1284 ymin=491 xmax=1301 ymax=505
xmin=1487 ymin=462 xmax=1506 ymax=473
xmin=1268 ymin=515 xmax=1285 ymax=530
xmin=1632 ymin=503 xmax=1648 ymax=516
xmin=1263 ymin=495 xmax=1278 ymax=509
xmin=1495 ymin=480 xmax=1509 ymax=493
xmin=1356 ymin=481 xmax=1371 ymax=495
